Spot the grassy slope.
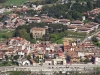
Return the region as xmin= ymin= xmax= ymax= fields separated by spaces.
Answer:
xmin=0 ymin=30 xmax=14 ymax=41
xmin=3 ymin=0 xmax=42 ymax=5
xmin=5 ymin=0 xmax=28 ymax=5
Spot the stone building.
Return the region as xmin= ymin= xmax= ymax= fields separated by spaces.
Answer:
xmin=30 ymin=27 xmax=46 ymax=39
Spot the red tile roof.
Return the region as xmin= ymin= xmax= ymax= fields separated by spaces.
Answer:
xmin=31 ymin=27 xmax=45 ymax=31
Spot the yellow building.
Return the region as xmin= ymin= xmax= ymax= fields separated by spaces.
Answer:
xmin=30 ymin=27 xmax=46 ymax=39
xmin=71 ymin=57 xmax=80 ymax=63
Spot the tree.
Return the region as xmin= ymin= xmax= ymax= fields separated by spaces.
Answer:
xmin=69 ymin=10 xmax=82 ymax=20
xmin=16 ymin=28 xmax=31 ymax=41
xmin=17 ymin=28 xmax=27 ymax=38
xmin=5 ymin=55 xmax=8 ymax=61
xmin=92 ymin=36 xmax=98 ymax=42
xmin=27 ymin=55 xmax=31 ymax=60
xmin=95 ymin=67 xmax=100 ymax=75
xmin=66 ymin=55 xmax=71 ymax=63
xmin=13 ymin=55 xmax=19 ymax=60
xmin=31 ymin=39 xmax=36 ymax=43
xmin=84 ymin=58 xmax=90 ymax=63
xmin=10 ymin=71 xmax=31 ymax=75
xmin=41 ymin=3 xmax=70 ymax=18
xmin=76 ymin=0 xmax=79 ymax=3
xmin=15 ymin=22 xmax=67 ymax=43
xmin=34 ymin=56 xmax=39 ymax=63
xmin=44 ymin=53 xmax=49 ymax=59
xmin=59 ymin=32 xmax=65 ymax=38
xmin=65 ymin=13 xmax=72 ymax=20
xmin=33 ymin=54 xmax=35 ymax=59
xmin=95 ymin=0 xmax=100 ymax=8
xmin=71 ymin=2 xmax=89 ymax=13
xmin=50 ymin=38 xmax=56 ymax=42
xmin=2 ymin=61 xmax=8 ymax=65
xmin=91 ymin=56 xmax=95 ymax=63
xmin=71 ymin=3 xmax=82 ymax=12
xmin=25 ymin=9 xmax=36 ymax=16
xmin=45 ymin=0 xmax=58 ymax=4
xmin=5 ymin=32 xmax=13 ymax=39
xmin=95 ymin=14 xmax=100 ymax=23
xmin=87 ymin=1 xmax=93 ymax=10
xmin=0 ymin=0 xmax=7 ymax=3
xmin=50 ymin=34 xmax=58 ymax=41
xmin=10 ymin=55 xmax=14 ymax=62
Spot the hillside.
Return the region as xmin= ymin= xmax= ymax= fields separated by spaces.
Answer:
xmin=4 ymin=0 xmax=42 ymax=5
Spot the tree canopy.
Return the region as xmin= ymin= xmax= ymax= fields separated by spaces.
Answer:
xmin=14 ymin=22 xmax=67 ymax=43
xmin=92 ymin=36 xmax=98 ymax=42
xmin=95 ymin=0 xmax=100 ymax=8
xmin=0 ymin=0 xmax=7 ymax=3
xmin=41 ymin=3 xmax=71 ymax=18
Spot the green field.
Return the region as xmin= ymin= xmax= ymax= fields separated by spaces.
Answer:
xmin=55 ymin=38 xmax=63 ymax=44
xmin=5 ymin=0 xmax=28 ymax=5
xmin=3 ymin=0 xmax=42 ymax=5
xmin=0 ymin=30 xmax=14 ymax=42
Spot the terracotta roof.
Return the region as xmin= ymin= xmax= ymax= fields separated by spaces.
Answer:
xmin=31 ymin=27 xmax=45 ymax=31
xmin=22 ymin=50 xmax=28 ymax=53
xmin=59 ymin=19 xmax=70 ymax=22
xmin=63 ymin=41 xmax=69 ymax=47
xmin=71 ymin=56 xmax=80 ymax=59
xmin=41 ymin=15 xmax=48 ymax=19
xmin=0 ymin=6 xmax=2 ymax=9
xmin=0 ymin=14 xmax=3 ymax=18
xmin=13 ymin=8 xmax=21 ymax=12
xmin=49 ymin=18 xmax=58 ymax=21
xmin=77 ymin=27 xmax=89 ymax=31
xmin=30 ymin=59 xmax=36 ymax=63
xmin=22 ymin=7 xmax=28 ymax=11
xmin=84 ymin=44 xmax=94 ymax=47
xmin=42 ymin=19 xmax=52 ymax=23
xmin=0 ymin=55 xmax=3 ymax=59
xmin=8 ymin=49 xmax=14 ymax=52
xmin=29 ymin=17 xmax=40 ymax=20
xmin=95 ymin=34 xmax=100 ymax=37
xmin=88 ymin=22 xmax=99 ymax=26
xmin=8 ymin=14 xmax=17 ymax=17
xmin=0 ymin=22 xmax=3 ymax=26
xmin=67 ymin=51 xmax=78 ymax=57
xmin=85 ymin=55 xmax=95 ymax=58
xmin=84 ymin=24 xmax=94 ymax=28
xmin=9 ymin=37 xmax=23 ymax=41
xmin=68 ymin=25 xmax=76 ymax=29
xmin=71 ymin=20 xmax=83 ymax=24
xmin=90 ymin=8 xmax=100 ymax=14
xmin=59 ymin=52 xmax=63 ymax=56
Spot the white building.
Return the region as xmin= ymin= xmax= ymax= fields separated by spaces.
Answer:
xmin=18 ymin=59 xmax=30 ymax=66
xmin=26 ymin=17 xmax=41 ymax=23
xmin=45 ymin=59 xmax=53 ymax=65
xmin=59 ymin=19 xmax=70 ymax=25
xmin=95 ymin=57 xmax=100 ymax=64
xmin=53 ymin=58 xmax=66 ymax=65
xmin=71 ymin=20 xmax=84 ymax=26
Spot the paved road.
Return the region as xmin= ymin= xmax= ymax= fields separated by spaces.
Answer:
xmin=0 ymin=64 xmax=99 ymax=73
xmin=82 ymin=30 xmax=100 ymax=43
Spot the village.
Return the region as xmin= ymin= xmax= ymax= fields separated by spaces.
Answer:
xmin=0 ymin=0 xmax=100 ymax=75
xmin=0 ymin=2 xmax=99 ymax=34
